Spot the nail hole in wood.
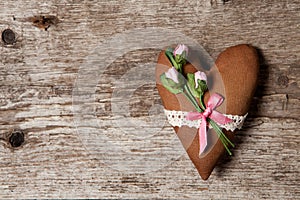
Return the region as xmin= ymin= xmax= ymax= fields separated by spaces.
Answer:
xmin=9 ymin=130 xmax=24 ymax=147
xmin=1 ymin=29 xmax=16 ymax=45
xmin=277 ymin=75 xmax=289 ymax=87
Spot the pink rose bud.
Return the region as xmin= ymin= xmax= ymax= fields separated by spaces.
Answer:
xmin=194 ymin=71 xmax=207 ymax=88
xmin=165 ymin=67 xmax=179 ymax=83
xmin=173 ymin=44 xmax=188 ymax=56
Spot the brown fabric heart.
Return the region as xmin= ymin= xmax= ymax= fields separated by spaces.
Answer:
xmin=156 ymin=44 xmax=259 ymax=180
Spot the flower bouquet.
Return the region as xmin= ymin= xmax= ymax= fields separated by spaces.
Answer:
xmin=156 ymin=44 xmax=259 ymax=180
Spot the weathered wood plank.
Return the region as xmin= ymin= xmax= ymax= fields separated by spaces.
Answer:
xmin=0 ymin=0 xmax=299 ymax=199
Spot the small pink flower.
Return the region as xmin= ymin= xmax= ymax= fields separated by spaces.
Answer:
xmin=194 ymin=71 xmax=207 ymax=88
xmin=165 ymin=67 xmax=179 ymax=83
xmin=173 ymin=44 xmax=188 ymax=56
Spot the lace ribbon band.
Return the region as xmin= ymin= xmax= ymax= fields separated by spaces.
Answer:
xmin=164 ymin=109 xmax=248 ymax=132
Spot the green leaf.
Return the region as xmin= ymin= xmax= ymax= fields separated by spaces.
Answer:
xmin=174 ymin=53 xmax=187 ymax=66
xmin=166 ymin=47 xmax=174 ymax=54
xmin=175 ymin=54 xmax=181 ymax=63
xmin=182 ymin=51 xmax=187 ymax=59
xmin=165 ymin=51 xmax=180 ymax=71
xmin=160 ymin=73 xmax=183 ymax=94
xmin=187 ymin=73 xmax=200 ymax=98
xmin=196 ymin=80 xmax=208 ymax=94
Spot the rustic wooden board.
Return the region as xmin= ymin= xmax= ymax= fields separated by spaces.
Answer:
xmin=0 ymin=0 xmax=299 ymax=199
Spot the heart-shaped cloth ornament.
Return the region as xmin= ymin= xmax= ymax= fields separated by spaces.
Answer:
xmin=156 ymin=44 xmax=259 ymax=180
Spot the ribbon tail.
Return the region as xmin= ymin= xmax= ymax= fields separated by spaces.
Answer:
xmin=210 ymin=110 xmax=232 ymax=125
xmin=199 ymin=117 xmax=208 ymax=155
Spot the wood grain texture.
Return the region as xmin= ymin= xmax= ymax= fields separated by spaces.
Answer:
xmin=0 ymin=0 xmax=299 ymax=199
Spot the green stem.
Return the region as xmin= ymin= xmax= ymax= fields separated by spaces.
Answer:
xmin=165 ymin=51 xmax=180 ymax=72
xmin=183 ymin=90 xmax=200 ymax=112
xmin=211 ymin=119 xmax=233 ymax=146
xmin=184 ymin=84 xmax=202 ymax=112
xmin=183 ymin=92 xmax=199 ymax=111
xmin=222 ymin=140 xmax=232 ymax=155
xmin=215 ymin=123 xmax=234 ymax=147
xmin=209 ymin=120 xmax=227 ymax=143
xmin=208 ymin=119 xmax=234 ymax=155
xmin=212 ymin=125 xmax=232 ymax=155
xmin=199 ymin=94 xmax=206 ymax=111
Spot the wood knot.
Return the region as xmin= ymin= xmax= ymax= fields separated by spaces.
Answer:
xmin=9 ymin=130 xmax=25 ymax=147
xmin=277 ymin=75 xmax=289 ymax=87
xmin=29 ymin=15 xmax=59 ymax=31
xmin=1 ymin=29 xmax=16 ymax=45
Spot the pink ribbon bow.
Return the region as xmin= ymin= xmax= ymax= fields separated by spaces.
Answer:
xmin=186 ymin=93 xmax=232 ymax=155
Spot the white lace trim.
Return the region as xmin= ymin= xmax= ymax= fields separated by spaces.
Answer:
xmin=164 ymin=109 xmax=248 ymax=132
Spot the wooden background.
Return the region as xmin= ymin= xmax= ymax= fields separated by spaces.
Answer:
xmin=0 ymin=0 xmax=299 ymax=199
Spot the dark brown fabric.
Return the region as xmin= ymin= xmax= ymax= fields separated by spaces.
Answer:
xmin=156 ymin=44 xmax=259 ymax=180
